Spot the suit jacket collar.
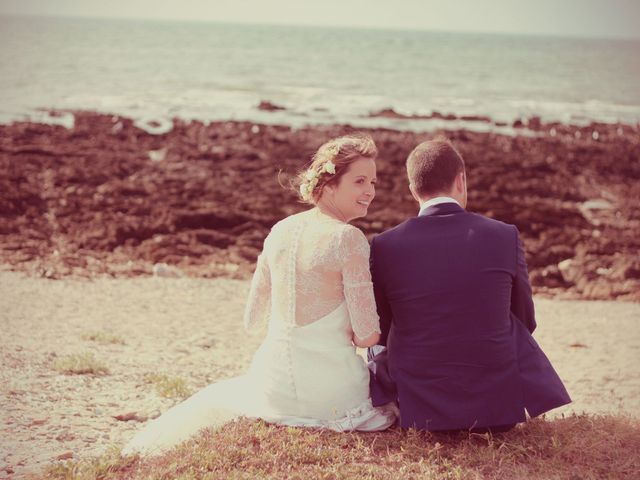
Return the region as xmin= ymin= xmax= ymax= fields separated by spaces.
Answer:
xmin=418 ymin=202 xmax=465 ymax=217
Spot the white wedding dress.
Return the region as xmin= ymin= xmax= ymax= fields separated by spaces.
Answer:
xmin=123 ymin=208 xmax=397 ymax=456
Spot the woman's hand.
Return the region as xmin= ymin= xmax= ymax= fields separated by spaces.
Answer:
xmin=352 ymin=330 xmax=380 ymax=348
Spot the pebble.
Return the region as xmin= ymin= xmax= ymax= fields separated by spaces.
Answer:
xmin=113 ymin=412 xmax=147 ymax=422
xmin=55 ymin=451 xmax=74 ymax=460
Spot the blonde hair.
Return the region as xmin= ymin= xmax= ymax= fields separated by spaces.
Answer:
xmin=297 ymin=133 xmax=378 ymax=204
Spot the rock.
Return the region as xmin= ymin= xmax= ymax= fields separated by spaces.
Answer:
xmin=558 ymin=258 xmax=573 ymax=271
xmin=460 ymin=115 xmax=492 ymax=123
xmin=173 ymin=210 xmax=249 ymax=231
xmin=257 ymin=100 xmax=285 ymax=111
xmin=430 ymin=111 xmax=457 ymax=120
xmin=148 ymin=148 xmax=167 ymax=162
xmin=368 ymin=108 xmax=405 ymax=119
xmin=55 ymin=451 xmax=74 ymax=460
xmin=535 ymin=265 xmax=569 ymax=288
xmin=580 ymin=199 xmax=613 ymax=211
xmin=0 ymin=111 xmax=638 ymax=300
xmin=198 ymin=339 xmax=217 ymax=349
xmin=528 ymin=116 xmax=542 ymax=130
xmin=152 ymin=263 xmax=184 ymax=278
xmin=113 ymin=412 xmax=147 ymax=422
xmin=193 ymin=230 xmax=234 ymax=248
xmin=623 ymin=264 xmax=640 ymax=279
xmin=581 ymin=282 xmax=614 ymax=299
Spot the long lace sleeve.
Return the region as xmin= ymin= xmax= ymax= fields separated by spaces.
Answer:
xmin=339 ymin=225 xmax=381 ymax=340
xmin=243 ymin=250 xmax=271 ymax=332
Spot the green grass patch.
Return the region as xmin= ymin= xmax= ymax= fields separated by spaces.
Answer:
xmin=52 ymin=352 xmax=109 ymax=376
xmin=81 ymin=331 xmax=126 ymax=345
xmin=42 ymin=446 xmax=135 ymax=480
xmin=144 ymin=373 xmax=192 ymax=399
xmin=41 ymin=413 xmax=640 ymax=479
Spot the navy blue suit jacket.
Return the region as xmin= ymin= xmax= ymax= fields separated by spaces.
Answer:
xmin=369 ymin=203 xmax=571 ymax=430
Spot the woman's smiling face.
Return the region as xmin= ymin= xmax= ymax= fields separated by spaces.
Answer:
xmin=321 ymin=156 xmax=377 ymax=222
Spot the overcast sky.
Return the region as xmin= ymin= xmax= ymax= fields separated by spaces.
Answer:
xmin=1 ymin=0 xmax=639 ymax=39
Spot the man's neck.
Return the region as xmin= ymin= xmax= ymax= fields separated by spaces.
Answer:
xmin=418 ymin=196 xmax=460 ymax=215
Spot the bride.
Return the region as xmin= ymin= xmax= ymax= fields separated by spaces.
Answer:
xmin=123 ymin=134 xmax=397 ymax=456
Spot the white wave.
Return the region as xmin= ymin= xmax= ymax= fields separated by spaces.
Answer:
xmin=506 ymin=98 xmax=640 ymax=124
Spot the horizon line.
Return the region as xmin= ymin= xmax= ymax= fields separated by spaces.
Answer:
xmin=2 ymin=12 xmax=639 ymax=42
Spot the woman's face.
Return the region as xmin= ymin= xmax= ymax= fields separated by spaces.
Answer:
xmin=322 ymin=157 xmax=377 ymax=222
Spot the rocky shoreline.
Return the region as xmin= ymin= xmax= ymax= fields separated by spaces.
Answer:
xmin=1 ymin=111 xmax=639 ymax=300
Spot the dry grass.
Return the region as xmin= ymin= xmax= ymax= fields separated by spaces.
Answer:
xmin=40 ymin=414 xmax=640 ymax=480
xmin=52 ymin=352 xmax=109 ymax=376
xmin=144 ymin=373 xmax=193 ymax=399
xmin=81 ymin=331 xmax=126 ymax=345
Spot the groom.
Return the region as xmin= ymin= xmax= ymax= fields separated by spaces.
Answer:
xmin=368 ymin=139 xmax=571 ymax=432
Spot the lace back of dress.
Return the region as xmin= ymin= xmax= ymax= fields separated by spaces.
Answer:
xmin=285 ymin=218 xmax=306 ymax=327
xmin=245 ymin=209 xmax=380 ymax=338
xmin=269 ymin=211 xmax=344 ymax=328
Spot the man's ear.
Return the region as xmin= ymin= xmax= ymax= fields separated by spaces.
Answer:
xmin=454 ymin=171 xmax=465 ymax=194
xmin=409 ymin=183 xmax=421 ymax=203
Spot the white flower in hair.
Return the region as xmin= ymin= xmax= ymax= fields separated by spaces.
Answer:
xmin=299 ymin=145 xmax=338 ymax=201
xmin=299 ymin=176 xmax=318 ymax=201
xmin=325 ymin=144 xmax=339 ymax=157
xmin=323 ymin=160 xmax=336 ymax=174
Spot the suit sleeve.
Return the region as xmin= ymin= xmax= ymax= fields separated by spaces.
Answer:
xmin=370 ymin=236 xmax=393 ymax=346
xmin=511 ymin=226 xmax=536 ymax=333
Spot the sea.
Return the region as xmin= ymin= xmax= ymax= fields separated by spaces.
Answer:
xmin=1 ymin=15 xmax=639 ymax=134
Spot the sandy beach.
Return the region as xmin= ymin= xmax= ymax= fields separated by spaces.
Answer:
xmin=1 ymin=271 xmax=639 ymax=478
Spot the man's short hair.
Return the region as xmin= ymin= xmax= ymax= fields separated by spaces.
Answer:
xmin=406 ymin=139 xmax=465 ymax=198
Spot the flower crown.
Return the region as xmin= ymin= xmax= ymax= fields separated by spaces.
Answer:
xmin=299 ymin=145 xmax=338 ymax=201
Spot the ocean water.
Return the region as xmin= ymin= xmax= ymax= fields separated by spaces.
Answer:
xmin=1 ymin=15 xmax=639 ymax=132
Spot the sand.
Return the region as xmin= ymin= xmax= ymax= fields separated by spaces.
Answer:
xmin=1 ymin=271 xmax=638 ymax=478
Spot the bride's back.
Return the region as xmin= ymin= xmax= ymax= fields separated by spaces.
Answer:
xmin=244 ymin=208 xmax=379 ymax=340
xmin=268 ymin=209 xmax=351 ymax=327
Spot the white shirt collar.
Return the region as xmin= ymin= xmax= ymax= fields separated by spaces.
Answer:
xmin=418 ymin=196 xmax=461 ymax=216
